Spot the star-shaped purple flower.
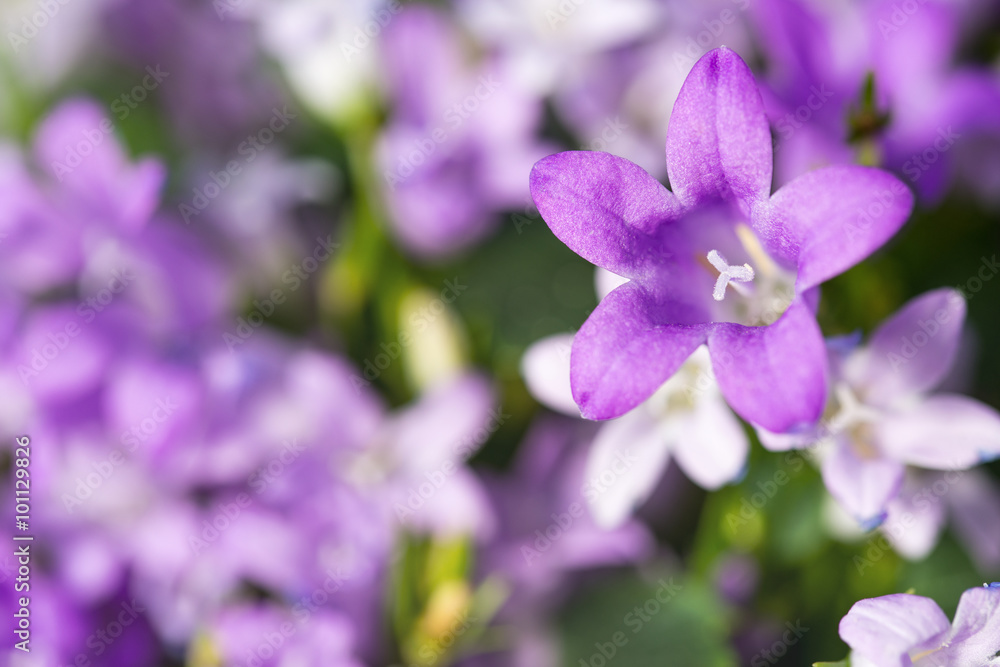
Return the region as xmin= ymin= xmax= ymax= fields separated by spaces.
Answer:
xmin=529 ymin=47 xmax=913 ymax=432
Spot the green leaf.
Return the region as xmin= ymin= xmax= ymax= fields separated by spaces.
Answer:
xmin=559 ymin=574 xmax=738 ymax=667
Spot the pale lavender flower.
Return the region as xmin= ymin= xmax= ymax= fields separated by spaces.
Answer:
xmin=455 ymin=0 xmax=664 ymax=97
xmin=760 ymin=289 xmax=1000 ymax=527
xmin=350 ymin=372 xmax=500 ymax=539
xmin=474 ymin=417 xmax=652 ymax=665
xmin=839 ymin=584 xmax=1000 ymax=666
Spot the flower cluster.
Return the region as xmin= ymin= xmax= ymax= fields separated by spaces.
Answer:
xmin=1 ymin=0 xmax=998 ymax=665
xmin=527 ymin=47 xmax=1000 ymax=541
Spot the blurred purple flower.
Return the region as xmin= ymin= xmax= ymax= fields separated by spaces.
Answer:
xmin=530 ymin=47 xmax=912 ymax=432
xmin=752 ymin=0 xmax=1000 ymax=200
xmin=353 ymin=372 xmax=500 ymax=540
xmin=839 ymin=583 xmax=1000 ymax=666
xmin=480 ymin=417 xmax=652 ymax=597
xmin=760 ymin=289 xmax=1000 ymax=527
xmin=0 ymin=98 xmax=164 ymax=294
xmin=474 ymin=416 xmax=652 ymax=665
xmin=106 ymin=0 xmax=284 ymax=148
xmin=550 ymin=0 xmax=758 ymax=178
xmin=377 ymin=6 xmax=552 ymax=259
xmin=206 ymin=603 xmax=364 ymax=667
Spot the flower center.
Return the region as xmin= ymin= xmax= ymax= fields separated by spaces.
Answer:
xmin=707 ymin=250 xmax=754 ymax=301
xmin=644 ymin=347 xmax=714 ymax=419
xmin=827 ymin=383 xmax=883 ymax=460
xmin=705 ymin=224 xmax=796 ymax=327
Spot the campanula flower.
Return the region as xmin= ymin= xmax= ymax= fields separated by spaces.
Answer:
xmin=752 ymin=0 xmax=1000 ymax=201
xmin=839 ymin=584 xmax=1000 ymax=666
xmin=760 ymin=289 xmax=1000 ymax=527
xmin=529 ymin=47 xmax=913 ymax=432
xmin=377 ymin=6 xmax=551 ymax=259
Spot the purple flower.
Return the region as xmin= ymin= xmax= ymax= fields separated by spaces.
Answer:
xmin=0 ymin=98 xmax=165 ymax=294
xmin=529 ymin=47 xmax=913 ymax=432
xmin=377 ymin=6 xmax=552 ymax=259
xmin=106 ymin=0 xmax=284 ymax=148
xmin=752 ymin=0 xmax=1000 ymax=200
xmin=839 ymin=584 xmax=1000 ymax=666
xmin=205 ymin=603 xmax=365 ymax=667
xmin=354 ymin=372 xmax=500 ymax=539
xmin=760 ymin=289 xmax=1000 ymax=527
xmin=876 ymin=469 xmax=1000 ymax=572
xmin=479 ymin=416 xmax=652 ymax=600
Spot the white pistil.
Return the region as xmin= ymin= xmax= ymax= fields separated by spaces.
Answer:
xmin=707 ymin=250 xmax=755 ymax=301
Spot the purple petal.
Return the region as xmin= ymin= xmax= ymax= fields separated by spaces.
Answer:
xmin=666 ymin=47 xmax=772 ymax=210
xmin=758 ymin=166 xmax=913 ymax=290
xmin=378 ymin=139 xmax=497 ymax=259
xmin=14 ymin=305 xmax=111 ymax=403
xmin=380 ymin=6 xmax=464 ymax=124
xmin=839 ymin=594 xmax=951 ymax=667
xmin=0 ymin=149 xmax=82 ymax=291
xmin=932 ymin=585 xmax=1000 ymax=666
xmin=530 ymin=151 xmax=682 ymax=280
xmin=399 ymin=468 xmax=496 ymax=540
xmin=881 ymin=476 xmax=947 ymax=560
xmin=948 ymin=470 xmax=1000 ymax=573
xmin=35 ymin=98 xmax=165 ymax=233
xmin=102 ymin=359 xmax=202 ymax=457
xmin=707 ymin=300 xmax=827 ymax=432
xmin=749 ymin=0 xmax=832 ymax=102
xmin=822 ymin=438 xmax=904 ymax=526
xmin=869 ymin=0 xmax=958 ymax=106
xmin=847 ymin=289 xmax=966 ymax=405
xmin=877 ymin=394 xmax=1000 ymax=470
xmin=571 ymin=281 xmax=708 ymax=420
xmin=388 ymin=373 xmax=496 ymax=472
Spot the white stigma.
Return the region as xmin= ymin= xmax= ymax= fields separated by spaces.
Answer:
xmin=707 ymin=250 xmax=755 ymax=301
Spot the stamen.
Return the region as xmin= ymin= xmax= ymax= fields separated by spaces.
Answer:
xmin=734 ymin=224 xmax=779 ymax=278
xmin=707 ymin=250 xmax=755 ymax=301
